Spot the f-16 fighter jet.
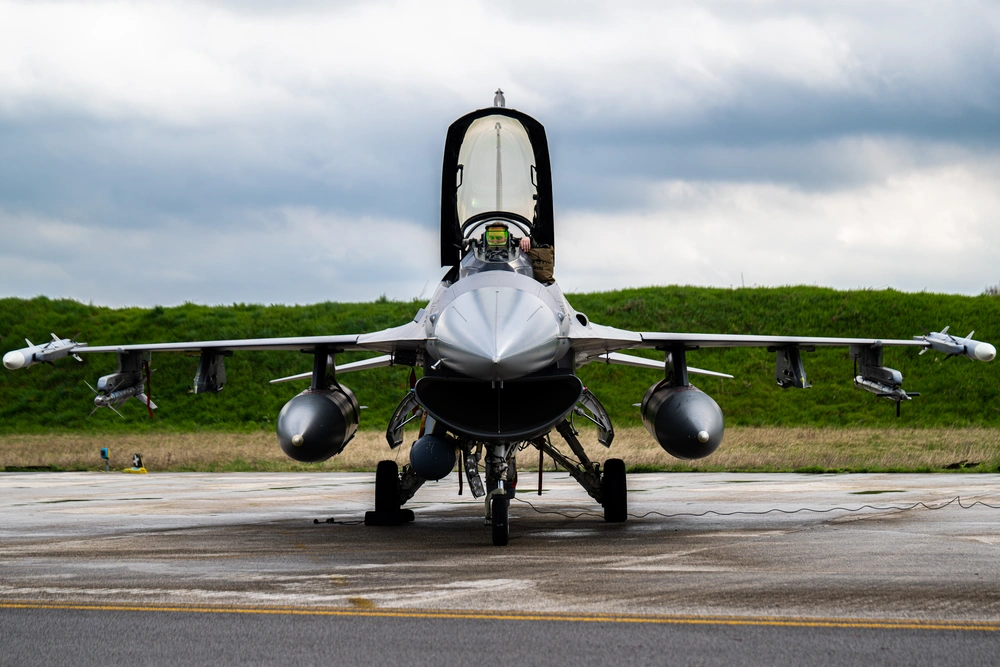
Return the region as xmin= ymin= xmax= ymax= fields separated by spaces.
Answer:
xmin=5 ymin=96 xmax=995 ymax=545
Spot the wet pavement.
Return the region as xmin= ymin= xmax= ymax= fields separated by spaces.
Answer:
xmin=2 ymin=471 xmax=999 ymax=621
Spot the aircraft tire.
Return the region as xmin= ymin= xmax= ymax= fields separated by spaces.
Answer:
xmin=602 ymin=458 xmax=627 ymax=523
xmin=375 ymin=460 xmax=400 ymax=514
xmin=491 ymin=494 xmax=509 ymax=546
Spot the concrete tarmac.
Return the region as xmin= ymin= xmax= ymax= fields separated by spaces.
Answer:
xmin=2 ymin=471 xmax=999 ymax=665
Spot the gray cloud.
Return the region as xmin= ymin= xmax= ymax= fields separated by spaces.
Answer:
xmin=1 ymin=0 xmax=999 ymax=307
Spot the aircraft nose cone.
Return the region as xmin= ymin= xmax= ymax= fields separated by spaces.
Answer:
xmin=432 ymin=287 xmax=562 ymax=380
xmin=975 ymin=342 xmax=996 ymax=362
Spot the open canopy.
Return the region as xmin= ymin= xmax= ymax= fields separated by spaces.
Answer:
xmin=440 ymin=107 xmax=555 ymax=268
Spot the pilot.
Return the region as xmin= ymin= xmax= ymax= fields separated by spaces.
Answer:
xmin=483 ymin=222 xmax=554 ymax=285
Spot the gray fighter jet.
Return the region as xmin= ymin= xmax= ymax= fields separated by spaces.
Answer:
xmin=4 ymin=98 xmax=996 ymax=545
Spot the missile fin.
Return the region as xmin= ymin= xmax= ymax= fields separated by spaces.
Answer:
xmin=137 ymin=393 xmax=158 ymax=410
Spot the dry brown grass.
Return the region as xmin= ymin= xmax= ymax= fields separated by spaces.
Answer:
xmin=3 ymin=427 xmax=999 ymax=473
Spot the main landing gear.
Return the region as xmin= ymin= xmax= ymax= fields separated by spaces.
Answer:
xmin=363 ymin=419 xmax=627 ymax=544
xmin=533 ymin=420 xmax=627 ymax=524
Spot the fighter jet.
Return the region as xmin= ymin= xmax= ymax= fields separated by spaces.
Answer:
xmin=4 ymin=97 xmax=996 ymax=545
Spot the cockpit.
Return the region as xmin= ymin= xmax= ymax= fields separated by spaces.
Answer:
xmin=458 ymin=219 xmax=534 ymax=279
xmin=439 ymin=106 xmax=556 ymax=278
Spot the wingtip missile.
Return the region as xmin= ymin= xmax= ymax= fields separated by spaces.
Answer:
xmin=915 ymin=329 xmax=996 ymax=362
xmin=3 ymin=335 xmax=86 ymax=370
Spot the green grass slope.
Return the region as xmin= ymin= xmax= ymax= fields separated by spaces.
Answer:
xmin=1 ymin=286 xmax=997 ymax=434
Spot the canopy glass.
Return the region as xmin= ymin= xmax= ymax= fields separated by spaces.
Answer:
xmin=456 ymin=115 xmax=537 ymax=227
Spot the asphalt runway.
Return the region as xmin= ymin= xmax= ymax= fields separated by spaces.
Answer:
xmin=2 ymin=471 xmax=999 ymax=665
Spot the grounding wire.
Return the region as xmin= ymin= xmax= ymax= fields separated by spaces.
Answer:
xmin=512 ymin=495 xmax=1000 ymax=521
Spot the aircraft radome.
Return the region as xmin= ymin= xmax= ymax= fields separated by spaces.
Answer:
xmin=5 ymin=92 xmax=996 ymax=546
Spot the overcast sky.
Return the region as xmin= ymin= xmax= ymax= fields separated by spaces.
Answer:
xmin=1 ymin=0 xmax=998 ymax=307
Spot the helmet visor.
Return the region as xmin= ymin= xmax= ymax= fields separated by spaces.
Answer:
xmin=486 ymin=227 xmax=508 ymax=247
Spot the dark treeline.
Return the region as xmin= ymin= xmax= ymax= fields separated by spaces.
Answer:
xmin=1 ymin=286 xmax=998 ymax=434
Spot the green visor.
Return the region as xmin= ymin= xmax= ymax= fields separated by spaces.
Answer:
xmin=486 ymin=226 xmax=509 ymax=247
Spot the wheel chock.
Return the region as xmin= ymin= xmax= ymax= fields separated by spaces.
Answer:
xmin=364 ymin=509 xmax=414 ymax=526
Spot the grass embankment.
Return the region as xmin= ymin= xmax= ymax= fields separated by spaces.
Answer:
xmin=2 ymin=287 xmax=1000 ymax=434
xmin=3 ymin=427 xmax=998 ymax=473
xmin=2 ymin=288 xmax=999 ymax=473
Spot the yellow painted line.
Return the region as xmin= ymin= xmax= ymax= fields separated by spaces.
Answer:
xmin=1 ymin=600 xmax=997 ymax=632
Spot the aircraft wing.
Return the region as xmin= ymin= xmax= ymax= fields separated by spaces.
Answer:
xmin=569 ymin=324 xmax=996 ymax=372
xmin=72 ymin=321 xmax=428 ymax=357
xmin=569 ymin=326 xmax=987 ymax=356
xmin=2 ymin=317 xmax=429 ymax=372
xmin=635 ymin=332 xmax=928 ymax=350
xmin=74 ymin=334 xmax=365 ymax=355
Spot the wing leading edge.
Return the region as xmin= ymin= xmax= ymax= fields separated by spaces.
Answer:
xmin=637 ymin=332 xmax=929 ymax=349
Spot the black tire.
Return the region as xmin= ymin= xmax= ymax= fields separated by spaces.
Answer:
xmin=602 ymin=458 xmax=627 ymax=523
xmin=491 ymin=494 xmax=509 ymax=546
xmin=374 ymin=460 xmax=400 ymax=513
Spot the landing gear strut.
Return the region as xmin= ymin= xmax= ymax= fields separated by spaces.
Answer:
xmin=532 ymin=420 xmax=628 ymax=523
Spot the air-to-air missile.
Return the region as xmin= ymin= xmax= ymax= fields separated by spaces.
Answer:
xmin=84 ymin=355 xmax=157 ymax=416
xmin=853 ymin=376 xmax=915 ymax=403
xmin=916 ymin=327 xmax=997 ymax=361
xmin=90 ymin=381 xmax=157 ymax=410
xmin=2 ymin=334 xmax=84 ymax=370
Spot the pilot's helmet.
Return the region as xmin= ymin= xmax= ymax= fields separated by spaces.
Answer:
xmin=485 ymin=223 xmax=510 ymax=248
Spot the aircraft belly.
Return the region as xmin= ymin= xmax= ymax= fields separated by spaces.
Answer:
xmin=414 ymin=375 xmax=582 ymax=441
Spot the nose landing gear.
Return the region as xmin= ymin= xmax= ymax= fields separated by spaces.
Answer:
xmin=484 ymin=444 xmax=515 ymax=545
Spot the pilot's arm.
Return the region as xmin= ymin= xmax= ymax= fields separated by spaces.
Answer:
xmin=519 ymin=237 xmax=531 ymax=252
